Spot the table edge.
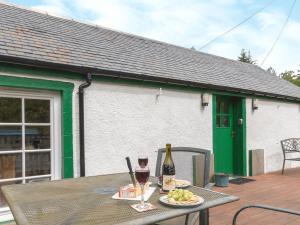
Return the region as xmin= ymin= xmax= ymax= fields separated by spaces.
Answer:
xmin=117 ymin=195 xmax=239 ymax=225
xmin=2 ymin=186 xmax=29 ymax=225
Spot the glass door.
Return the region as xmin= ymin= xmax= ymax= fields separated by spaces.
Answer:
xmin=0 ymin=89 xmax=61 ymax=215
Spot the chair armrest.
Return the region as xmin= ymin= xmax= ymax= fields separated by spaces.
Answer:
xmin=232 ymin=204 xmax=300 ymax=225
xmin=284 ymin=150 xmax=300 ymax=153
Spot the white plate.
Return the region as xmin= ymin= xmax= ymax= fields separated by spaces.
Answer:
xmin=159 ymin=195 xmax=204 ymax=208
xmin=175 ymin=179 xmax=191 ymax=188
xmin=158 ymin=179 xmax=191 ymax=188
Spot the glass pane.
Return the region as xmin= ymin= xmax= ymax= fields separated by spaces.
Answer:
xmin=26 ymin=177 xmax=50 ymax=183
xmin=221 ymin=116 xmax=230 ymax=127
xmin=216 ymin=100 xmax=220 ymax=114
xmin=0 ymin=180 xmax=22 ymax=208
xmin=216 ymin=115 xmax=220 ymax=127
xmin=0 ymin=126 xmax=22 ymax=151
xmin=0 ymin=97 xmax=22 ymax=123
xmin=25 ymin=126 xmax=50 ymax=150
xmin=0 ymin=154 xmax=22 ymax=179
xmin=25 ymin=152 xmax=51 ymax=176
xmin=220 ymin=101 xmax=228 ymax=113
xmin=25 ymin=99 xmax=50 ymax=123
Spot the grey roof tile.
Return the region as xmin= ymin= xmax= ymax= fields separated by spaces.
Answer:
xmin=0 ymin=3 xmax=299 ymax=99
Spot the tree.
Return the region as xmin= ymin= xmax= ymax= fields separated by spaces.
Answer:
xmin=237 ymin=49 xmax=256 ymax=64
xmin=280 ymin=70 xmax=300 ymax=87
xmin=266 ymin=67 xmax=277 ymax=76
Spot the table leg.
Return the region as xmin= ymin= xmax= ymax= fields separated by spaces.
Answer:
xmin=199 ymin=209 xmax=209 ymax=225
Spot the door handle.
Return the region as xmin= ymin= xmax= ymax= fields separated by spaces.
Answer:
xmin=231 ymin=131 xmax=236 ymax=138
xmin=238 ymin=118 xmax=243 ymax=125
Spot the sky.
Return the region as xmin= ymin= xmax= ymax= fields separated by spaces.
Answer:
xmin=3 ymin=0 xmax=300 ymax=74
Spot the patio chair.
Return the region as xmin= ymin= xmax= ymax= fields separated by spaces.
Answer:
xmin=154 ymin=147 xmax=211 ymax=225
xmin=232 ymin=204 xmax=300 ymax=225
xmin=281 ymin=138 xmax=300 ymax=174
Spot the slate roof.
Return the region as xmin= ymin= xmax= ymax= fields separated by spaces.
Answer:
xmin=0 ymin=3 xmax=299 ymax=100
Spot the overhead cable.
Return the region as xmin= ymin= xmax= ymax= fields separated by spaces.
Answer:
xmin=260 ymin=0 xmax=297 ymax=66
xmin=199 ymin=0 xmax=277 ymax=50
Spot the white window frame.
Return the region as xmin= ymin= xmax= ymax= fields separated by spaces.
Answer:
xmin=0 ymin=88 xmax=61 ymax=220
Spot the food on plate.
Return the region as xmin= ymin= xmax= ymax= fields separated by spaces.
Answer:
xmin=167 ymin=189 xmax=199 ymax=204
xmin=119 ymin=182 xmax=150 ymax=198
xmin=175 ymin=179 xmax=190 ymax=187
xmin=158 ymin=178 xmax=190 ymax=188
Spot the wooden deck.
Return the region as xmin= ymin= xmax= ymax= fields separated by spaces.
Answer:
xmin=211 ymin=168 xmax=300 ymax=225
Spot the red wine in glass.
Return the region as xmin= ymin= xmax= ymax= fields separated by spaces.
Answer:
xmin=135 ymin=169 xmax=150 ymax=184
xmin=138 ymin=157 xmax=148 ymax=168
xmin=135 ymin=165 xmax=150 ymax=209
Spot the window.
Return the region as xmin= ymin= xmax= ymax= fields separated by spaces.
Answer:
xmin=216 ymin=99 xmax=231 ymax=128
xmin=0 ymin=89 xmax=61 ymax=215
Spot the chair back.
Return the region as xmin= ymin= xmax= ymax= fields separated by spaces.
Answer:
xmin=281 ymin=138 xmax=300 ymax=156
xmin=155 ymin=147 xmax=211 ymax=188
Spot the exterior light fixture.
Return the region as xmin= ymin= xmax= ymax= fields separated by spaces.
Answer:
xmin=201 ymin=93 xmax=209 ymax=107
xmin=252 ymin=98 xmax=258 ymax=110
xmin=156 ymin=87 xmax=163 ymax=97
xmin=158 ymin=87 xmax=163 ymax=96
xmin=156 ymin=88 xmax=163 ymax=102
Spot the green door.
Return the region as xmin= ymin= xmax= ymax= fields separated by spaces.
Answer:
xmin=214 ymin=96 xmax=234 ymax=174
xmin=213 ymin=95 xmax=246 ymax=175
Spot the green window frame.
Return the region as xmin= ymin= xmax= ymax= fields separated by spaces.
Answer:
xmin=216 ymin=97 xmax=232 ymax=128
xmin=0 ymin=75 xmax=74 ymax=178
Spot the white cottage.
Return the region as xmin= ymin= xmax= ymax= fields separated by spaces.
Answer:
xmin=0 ymin=3 xmax=300 ymax=222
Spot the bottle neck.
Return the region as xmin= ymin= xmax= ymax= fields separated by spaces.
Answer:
xmin=166 ymin=148 xmax=171 ymax=158
xmin=165 ymin=146 xmax=172 ymax=162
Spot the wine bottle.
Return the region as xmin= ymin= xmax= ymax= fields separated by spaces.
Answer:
xmin=162 ymin=143 xmax=176 ymax=192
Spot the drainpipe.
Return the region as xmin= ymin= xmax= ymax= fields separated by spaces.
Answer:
xmin=79 ymin=73 xmax=92 ymax=177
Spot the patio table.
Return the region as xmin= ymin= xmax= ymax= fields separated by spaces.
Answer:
xmin=2 ymin=173 xmax=238 ymax=225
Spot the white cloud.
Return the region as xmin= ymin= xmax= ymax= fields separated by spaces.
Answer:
xmin=31 ymin=5 xmax=66 ymax=17
xmin=260 ymin=10 xmax=285 ymax=26
xmin=30 ymin=0 xmax=72 ymax=18
xmin=24 ymin=0 xmax=300 ymax=73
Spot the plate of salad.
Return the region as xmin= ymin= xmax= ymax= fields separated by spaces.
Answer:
xmin=159 ymin=189 xmax=204 ymax=207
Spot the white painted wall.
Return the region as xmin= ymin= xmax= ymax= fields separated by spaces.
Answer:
xmin=0 ymin=71 xmax=212 ymax=177
xmin=247 ymin=98 xmax=300 ymax=173
xmin=84 ymin=81 xmax=212 ymax=176
xmin=2 ymin=70 xmax=300 ymax=176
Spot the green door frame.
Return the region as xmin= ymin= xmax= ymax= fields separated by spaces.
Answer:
xmin=212 ymin=94 xmax=247 ymax=176
xmin=0 ymin=74 xmax=74 ymax=178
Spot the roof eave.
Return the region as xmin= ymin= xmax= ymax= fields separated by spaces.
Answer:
xmin=0 ymin=55 xmax=299 ymax=102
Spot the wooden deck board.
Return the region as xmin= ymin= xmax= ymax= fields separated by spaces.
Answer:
xmin=211 ymin=168 xmax=300 ymax=225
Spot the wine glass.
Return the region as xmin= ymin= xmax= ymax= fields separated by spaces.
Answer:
xmin=138 ymin=155 xmax=148 ymax=168
xmin=135 ymin=165 xmax=150 ymax=209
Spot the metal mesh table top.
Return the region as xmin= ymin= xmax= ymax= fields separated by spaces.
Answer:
xmin=2 ymin=173 xmax=238 ymax=225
